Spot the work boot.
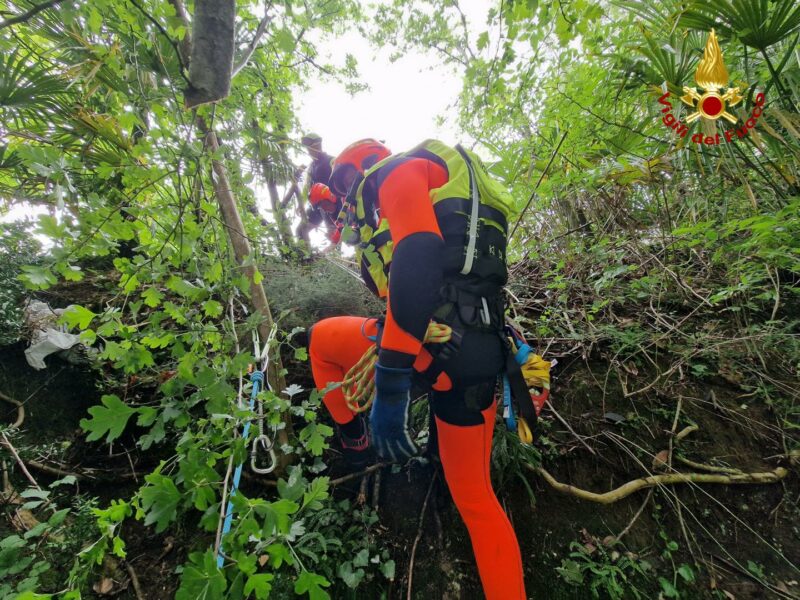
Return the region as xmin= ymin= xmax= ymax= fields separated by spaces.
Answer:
xmin=338 ymin=414 xmax=372 ymax=469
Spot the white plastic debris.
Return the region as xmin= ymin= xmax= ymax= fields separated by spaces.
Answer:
xmin=23 ymin=300 xmax=83 ymax=370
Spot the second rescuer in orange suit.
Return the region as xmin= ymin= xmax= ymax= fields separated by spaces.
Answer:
xmin=307 ymin=138 xmax=527 ymax=599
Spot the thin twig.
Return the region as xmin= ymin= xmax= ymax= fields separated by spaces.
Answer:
xmin=407 ymin=471 xmax=438 ymax=600
xmin=26 ymin=460 xmax=90 ymax=480
xmin=357 ymin=474 xmax=369 ymax=505
xmin=509 ymin=131 xmax=569 ymax=240
xmin=243 ymin=462 xmax=390 ymax=488
xmin=0 ymin=433 xmax=41 ymax=490
xmin=125 ymin=562 xmax=145 ymax=600
xmin=613 ymin=489 xmax=653 ymax=544
xmin=668 ymin=397 xmax=696 ymax=562
xmin=546 ymin=402 xmax=596 ymax=455
xmin=371 ymin=467 xmax=382 ymax=510
xmin=332 ymin=462 xmax=388 ymax=487
xmin=675 ymin=456 xmax=743 ymax=475
xmin=232 ymin=15 xmax=272 ymax=77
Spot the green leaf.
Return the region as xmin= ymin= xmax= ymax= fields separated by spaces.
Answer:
xmin=142 ymin=287 xmax=163 ymax=307
xmin=299 ymin=422 xmax=333 ymax=456
xmin=167 ymin=275 xmax=205 ymax=300
xmin=61 ymin=304 xmax=97 ymax=330
xmin=302 ymin=477 xmax=329 ymax=510
xmin=381 ymin=559 xmax=396 ymax=580
xmin=140 ymin=473 xmax=181 ymax=533
xmin=136 ymin=406 xmax=158 ymax=427
xmin=677 ymin=564 xmax=695 ymax=582
xmin=202 ymin=299 xmax=223 ymax=318
xmin=19 ymin=265 xmax=57 ymax=290
xmin=273 ymin=28 xmax=296 ymax=53
xmin=49 ymin=475 xmax=77 ymax=488
xmin=353 ymin=548 xmax=369 ymax=567
xmin=244 ymin=573 xmax=274 ymax=599
xmin=337 ymin=561 xmax=363 ymax=588
xmin=80 ymin=394 xmax=136 ymax=443
xmin=294 ymin=571 xmax=330 ymax=600
xmin=658 ymin=577 xmax=679 ymax=598
xmin=47 ymin=508 xmax=70 ymax=527
xmin=58 ymin=263 xmax=84 ymax=281
xmin=747 ymin=560 xmax=765 ymax=579
xmin=176 ymin=551 xmax=227 ymax=600
xmin=14 ymin=592 xmax=52 ymax=600
xmin=206 ymin=262 xmax=223 ymax=283
xmin=261 ymin=499 xmax=299 ymax=536
xmin=87 ymin=8 xmax=103 ymax=32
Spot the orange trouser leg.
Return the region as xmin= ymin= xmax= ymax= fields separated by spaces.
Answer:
xmin=308 ymin=316 xmax=378 ymax=425
xmin=436 ymin=401 xmax=527 ymax=600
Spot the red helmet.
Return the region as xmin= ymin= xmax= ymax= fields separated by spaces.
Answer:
xmin=309 ymin=182 xmax=333 ymax=206
xmin=330 ymin=138 xmax=391 ymax=197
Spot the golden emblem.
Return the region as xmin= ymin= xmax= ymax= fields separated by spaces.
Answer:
xmin=680 ymin=30 xmax=743 ymax=124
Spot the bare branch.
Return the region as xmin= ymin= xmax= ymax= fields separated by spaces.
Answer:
xmin=232 ymin=14 xmax=272 ymax=78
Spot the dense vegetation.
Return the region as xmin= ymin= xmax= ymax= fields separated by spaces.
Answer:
xmin=0 ymin=0 xmax=798 ymax=598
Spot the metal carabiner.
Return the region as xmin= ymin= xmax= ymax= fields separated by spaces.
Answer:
xmin=250 ymin=434 xmax=277 ymax=475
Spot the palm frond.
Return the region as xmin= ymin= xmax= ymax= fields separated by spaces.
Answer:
xmin=679 ymin=0 xmax=800 ymax=50
xmin=0 ymin=50 xmax=69 ymax=127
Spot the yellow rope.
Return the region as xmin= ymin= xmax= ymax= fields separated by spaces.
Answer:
xmin=342 ymin=322 xmax=452 ymax=413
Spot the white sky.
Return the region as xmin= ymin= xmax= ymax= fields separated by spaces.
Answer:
xmin=296 ymin=0 xmax=489 ymax=158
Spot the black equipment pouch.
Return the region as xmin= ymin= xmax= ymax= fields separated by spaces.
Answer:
xmin=417 ymin=278 xmax=504 ymax=387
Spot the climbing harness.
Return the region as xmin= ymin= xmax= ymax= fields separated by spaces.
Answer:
xmin=342 ymin=321 xmax=453 ymax=413
xmin=216 ymin=326 xmax=277 ymax=568
xmin=502 ymin=324 xmax=555 ymax=445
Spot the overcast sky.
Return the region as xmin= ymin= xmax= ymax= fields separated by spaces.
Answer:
xmin=296 ymin=1 xmax=488 ymax=158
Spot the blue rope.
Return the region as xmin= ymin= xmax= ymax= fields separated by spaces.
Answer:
xmin=216 ymin=369 xmax=264 ymax=568
xmin=502 ymin=374 xmax=516 ymax=432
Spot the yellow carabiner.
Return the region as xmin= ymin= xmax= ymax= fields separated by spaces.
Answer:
xmin=517 ymin=417 xmax=534 ymax=445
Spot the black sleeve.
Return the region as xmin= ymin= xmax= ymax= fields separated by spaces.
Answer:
xmin=307 ymin=207 xmax=323 ymax=226
xmin=378 ymin=232 xmax=445 ymax=369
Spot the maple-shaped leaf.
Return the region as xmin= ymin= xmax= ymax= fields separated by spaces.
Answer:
xmin=80 ymin=395 xmax=136 ymax=443
xmin=140 ymin=473 xmax=181 ymax=533
xmin=294 ymin=571 xmax=330 ymax=600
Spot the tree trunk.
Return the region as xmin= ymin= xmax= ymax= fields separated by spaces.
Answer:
xmin=185 ymin=0 xmax=235 ymax=108
xmin=172 ymin=0 xmax=294 ymax=465
xmin=200 ymin=120 xmax=293 ymax=456
xmin=261 ymin=162 xmax=296 ymax=256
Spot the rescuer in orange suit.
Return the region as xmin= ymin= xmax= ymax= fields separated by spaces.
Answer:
xmin=307 ymin=139 xmax=526 ymax=600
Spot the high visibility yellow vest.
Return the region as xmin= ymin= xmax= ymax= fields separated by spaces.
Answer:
xmin=350 ymin=139 xmax=515 ymax=298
